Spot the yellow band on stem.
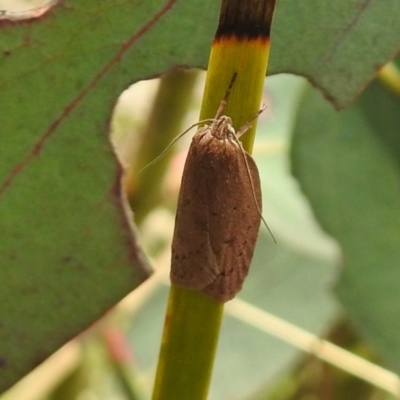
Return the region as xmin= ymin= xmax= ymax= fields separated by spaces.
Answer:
xmin=201 ymin=38 xmax=271 ymax=152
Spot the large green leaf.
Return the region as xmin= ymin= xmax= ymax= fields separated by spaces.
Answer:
xmin=269 ymin=0 xmax=400 ymax=108
xmin=0 ymin=0 xmax=219 ymax=393
xmin=291 ymin=78 xmax=400 ymax=373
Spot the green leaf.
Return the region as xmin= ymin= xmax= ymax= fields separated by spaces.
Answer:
xmin=269 ymin=0 xmax=400 ymax=108
xmin=291 ymin=79 xmax=400 ymax=374
xmin=0 ymin=0 xmax=218 ymax=393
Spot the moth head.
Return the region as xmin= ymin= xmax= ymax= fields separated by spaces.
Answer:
xmin=211 ymin=115 xmax=234 ymax=140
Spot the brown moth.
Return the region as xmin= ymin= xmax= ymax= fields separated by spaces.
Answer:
xmin=171 ymin=77 xmax=264 ymax=302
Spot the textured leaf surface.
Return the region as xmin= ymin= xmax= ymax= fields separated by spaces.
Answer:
xmin=0 ymin=0 xmax=218 ymax=392
xmin=269 ymin=0 xmax=400 ymax=108
xmin=291 ymin=79 xmax=400 ymax=373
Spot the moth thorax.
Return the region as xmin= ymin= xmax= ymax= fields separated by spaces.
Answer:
xmin=211 ymin=116 xmax=234 ymax=140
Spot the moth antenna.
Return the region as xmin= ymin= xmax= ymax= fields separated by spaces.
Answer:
xmin=215 ymin=72 xmax=238 ymax=119
xmin=241 ymin=144 xmax=276 ymax=243
xmin=141 ymin=72 xmax=239 ymax=172
xmin=236 ymin=104 xmax=267 ymax=138
xmin=233 ymin=103 xmax=274 ymax=240
xmin=139 ymin=118 xmax=215 ymax=173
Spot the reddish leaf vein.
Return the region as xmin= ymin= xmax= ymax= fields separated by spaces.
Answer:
xmin=0 ymin=0 xmax=176 ymax=197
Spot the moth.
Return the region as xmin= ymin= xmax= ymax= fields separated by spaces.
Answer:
xmin=171 ymin=74 xmax=265 ymax=302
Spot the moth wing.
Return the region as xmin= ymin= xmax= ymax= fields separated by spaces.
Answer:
xmin=201 ymin=147 xmax=262 ymax=302
xmin=170 ymin=132 xmax=220 ymax=290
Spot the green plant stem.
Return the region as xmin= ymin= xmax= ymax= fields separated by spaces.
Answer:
xmin=104 ymin=328 xmax=143 ymax=400
xmin=126 ymin=69 xmax=199 ymax=225
xmin=152 ymin=287 xmax=223 ymax=400
xmin=378 ymin=62 xmax=400 ymax=96
xmin=152 ymin=2 xmax=276 ymax=399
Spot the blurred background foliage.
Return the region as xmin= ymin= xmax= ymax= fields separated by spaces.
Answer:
xmin=2 ymin=0 xmax=400 ymax=399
